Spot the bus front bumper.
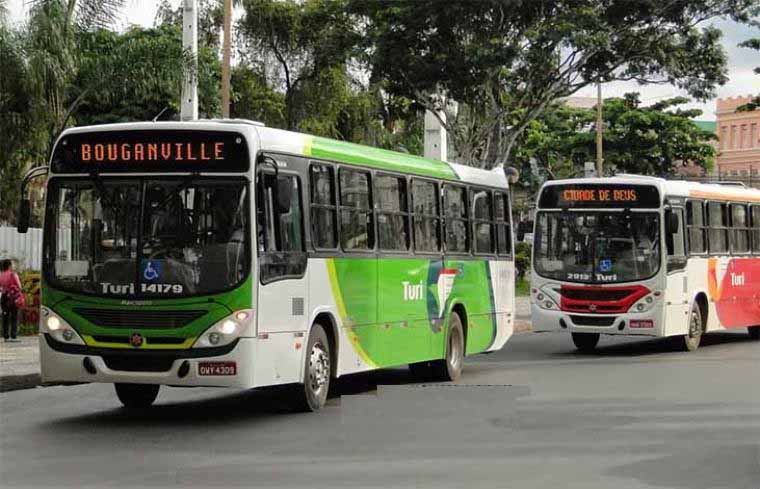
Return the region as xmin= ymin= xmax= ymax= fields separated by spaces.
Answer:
xmin=530 ymin=304 xmax=664 ymax=337
xmin=39 ymin=334 xmax=258 ymax=388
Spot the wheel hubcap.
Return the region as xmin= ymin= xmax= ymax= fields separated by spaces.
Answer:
xmin=448 ymin=330 xmax=462 ymax=372
xmin=689 ymin=310 xmax=701 ymax=338
xmin=308 ymin=342 xmax=330 ymax=395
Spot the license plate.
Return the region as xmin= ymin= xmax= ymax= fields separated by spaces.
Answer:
xmin=198 ymin=361 xmax=237 ymax=376
xmin=630 ymin=320 xmax=654 ymax=329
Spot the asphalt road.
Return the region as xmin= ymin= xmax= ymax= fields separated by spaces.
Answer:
xmin=1 ymin=331 xmax=758 ymax=489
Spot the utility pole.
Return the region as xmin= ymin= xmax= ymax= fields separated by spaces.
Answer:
xmin=181 ymin=0 xmax=198 ymax=121
xmin=221 ymin=0 xmax=233 ymax=118
xmin=595 ymin=81 xmax=603 ymax=176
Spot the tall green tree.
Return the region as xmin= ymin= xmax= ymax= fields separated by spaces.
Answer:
xmin=512 ymin=93 xmax=718 ymax=187
xmin=352 ymin=0 xmax=757 ymax=168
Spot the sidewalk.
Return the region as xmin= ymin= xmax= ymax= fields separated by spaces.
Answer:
xmin=0 ymin=301 xmax=533 ymax=393
xmin=0 ymin=336 xmax=41 ymax=392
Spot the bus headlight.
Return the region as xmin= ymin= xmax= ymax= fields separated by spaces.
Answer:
xmin=533 ymin=285 xmax=560 ymax=310
xmin=629 ymin=294 xmax=658 ymax=313
xmin=40 ymin=308 xmax=85 ymax=345
xmin=193 ymin=310 xmax=253 ymax=348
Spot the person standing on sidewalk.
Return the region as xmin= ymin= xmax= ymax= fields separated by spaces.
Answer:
xmin=0 ymin=259 xmax=24 ymax=342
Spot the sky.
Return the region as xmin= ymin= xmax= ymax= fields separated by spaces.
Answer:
xmin=6 ymin=0 xmax=759 ymax=121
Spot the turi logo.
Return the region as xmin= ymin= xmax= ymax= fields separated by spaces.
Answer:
xmin=402 ymin=281 xmax=424 ymax=301
xmin=730 ymin=273 xmax=745 ymax=287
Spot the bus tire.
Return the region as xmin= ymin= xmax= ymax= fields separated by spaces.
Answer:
xmin=430 ymin=312 xmax=464 ymax=382
xmin=748 ymin=326 xmax=760 ymax=340
xmin=571 ymin=332 xmax=599 ymax=353
xmin=291 ymin=323 xmax=331 ymax=412
xmin=679 ymin=302 xmax=704 ymax=352
xmin=408 ymin=361 xmax=433 ymax=380
xmin=114 ymin=383 xmax=159 ymax=409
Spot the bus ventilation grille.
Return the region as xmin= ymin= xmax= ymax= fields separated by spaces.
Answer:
xmin=73 ymin=308 xmax=207 ymax=329
xmin=102 ymin=354 xmax=175 ymax=372
xmin=569 ymin=315 xmax=617 ymax=327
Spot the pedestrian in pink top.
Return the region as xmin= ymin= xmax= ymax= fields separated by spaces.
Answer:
xmin=0 ymin=259 xmax=23 ymax=342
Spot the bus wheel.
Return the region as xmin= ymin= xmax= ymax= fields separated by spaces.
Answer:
xmin=114 ymin=383 xmax=159 ymax=409
xmin=408 ymin=361 xmax=433 ymax=380
xmin=679 ymin=303 xmax=703 ymax=352
xmin=430 ymin=312 xmax=464 ymax=382
xmin=748 ymin=326 xmax=760 ymax=340
xmin=571 ymin=332 xmax=599 ymax=353
xmin=291 ymin=324 xmax=331 ymax=412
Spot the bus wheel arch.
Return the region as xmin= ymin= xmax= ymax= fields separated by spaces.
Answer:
xmin=694 ymin=293 xmax=708 ymax=331
xmin=451 ymin=303 xmax=468 ymax=355
xmin=312 ymin=312 xmax=338 ymax=379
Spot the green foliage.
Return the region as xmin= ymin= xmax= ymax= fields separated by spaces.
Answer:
xmin=72 ymin=25 xmax=221 ymax=124
xmin=512 ymin=93 xmax=717 ymax=188
xmin=514 ymin=242 xmax=532 ymax=283
xmin=351 ymin=0 xmax=757 ymax=168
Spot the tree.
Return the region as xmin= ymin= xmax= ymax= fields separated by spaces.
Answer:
xmin=737 ymin=37 xmax=760 ymax=111
xmin=352 ymin=0 xmax=757 ymax=168
xmin=71 ymin=25 xmax=221 ymax=125
xmin=511 ymin=93 xmax=718 ymax=187
xmin=238 ymin=0 xmax=359 ymax=131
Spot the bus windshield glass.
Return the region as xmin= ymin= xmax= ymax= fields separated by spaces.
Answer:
xmin=534 ymin=211 xmax=661 ymax=283
xmin=44 ymin=177 xmax=249 ymax=297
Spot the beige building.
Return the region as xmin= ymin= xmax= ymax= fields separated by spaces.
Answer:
xmin=716 ymin=95 xmax=760 ymax=178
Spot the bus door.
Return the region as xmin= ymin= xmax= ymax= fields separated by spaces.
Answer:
xmin=664 ymin=206 xmax=689 ymax=334
xmin=255 ymin=168 xmax=309 ymax=339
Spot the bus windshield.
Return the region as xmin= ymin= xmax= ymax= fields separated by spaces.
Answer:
xmin=534 ymin=211 xmax=661 ymax=284
xmin=44 ymin=177 xmax=249 ymax=298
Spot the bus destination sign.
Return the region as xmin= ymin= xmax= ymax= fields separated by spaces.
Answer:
xmin=539 ymin=184 xmax=660 ymax=209
xmin=52 ymin=130 xmax=250 ymax=173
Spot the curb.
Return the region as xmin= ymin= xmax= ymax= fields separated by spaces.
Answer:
xmin=0 ymin=373 xmax=41 ymax=393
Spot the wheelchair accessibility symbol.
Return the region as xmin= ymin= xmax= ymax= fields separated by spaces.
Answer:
xmin=141 ymin=260 xmax=162 ymax=282
xmin=598 ymin=259 xmax=612 ymax=273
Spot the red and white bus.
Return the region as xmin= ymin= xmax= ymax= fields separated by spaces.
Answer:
xmin=531 ymin=176 xmax=760 ymax=352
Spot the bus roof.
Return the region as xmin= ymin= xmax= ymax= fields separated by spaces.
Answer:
xmin=56 ymin=120 xmax=508 ymax=189
xmin=541 ymin=175 xmax=760 ymax=204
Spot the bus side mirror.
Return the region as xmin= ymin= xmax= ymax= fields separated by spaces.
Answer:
xmin=503 ymin=166 xmax=520 ymax=185
xmin=17 ymin=199 xmax=31 ymax=234
xmin=666 ymin=212 xmax=679 ymax=234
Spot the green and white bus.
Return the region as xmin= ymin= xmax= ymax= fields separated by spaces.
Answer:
xmin=19 ymin=120 xmax=517 ymax=410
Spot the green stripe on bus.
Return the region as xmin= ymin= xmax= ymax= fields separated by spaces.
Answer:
xmin=305 ymin=136 xmax=459 ymax=180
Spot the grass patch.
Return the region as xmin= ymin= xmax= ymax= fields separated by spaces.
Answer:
xmin=516 ymin=276 xmax=530 ymax=296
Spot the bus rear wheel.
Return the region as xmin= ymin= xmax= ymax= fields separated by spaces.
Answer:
xmin=748 ymin=326 xmax=760 ymax=340
xmin=679 ymin=303 xmax=704 ymax=352
xmin=290 ymin=324 xmax=331 ymax=412
xmin=114 ymin=383 xmax=160 ymax=409
xmin=430 ymin=312 xmax=464 ymax=382
xmin=571 ymin=332 xmax=600 ymax=353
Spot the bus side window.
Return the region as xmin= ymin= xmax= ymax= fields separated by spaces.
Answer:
xmin=443 ymin=184 xmax=469 ymax=254
xmin=665 ymin=208 xmax=686 ymax=271
xmin=686 ymin=201 xmax=706 ymax=254
xmin=257 ymin=171 xmax=306 ymax=283
xmin=494 ymin=192 xmax=512 ymax=257
xmin=752 ymin=205 xmax=760 ymax=254
xmin=730 ymin=203 xmax=750 ymax=254
xmin=309 ymin=163 xmax=338 ymax=249
xmin=707 ymin=201 xmax=729 ymax=254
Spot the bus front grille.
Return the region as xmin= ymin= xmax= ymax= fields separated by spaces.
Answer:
xmin=569 ymin=315 xmax=617 ymax=327
xmin=102 ymin=354 xmax=175 ymax=372
xmin=74 ymin=308 xmax=207 ymax=329
xmin=91 ymin=335 xmax=187 ymax=345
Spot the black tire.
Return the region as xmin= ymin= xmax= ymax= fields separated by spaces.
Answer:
xmin=408 ymin=361 xmax=433 ymax=380
xmin=748 ymin=326 xmax=760 ymax=341
xmin=678 ymin=302 xmax=703 ymax=352
xmin=114 ymin=383 xmax=160 ymax=409
xmin=290 ymin=324 xmax=331 ymax=412
xmin=571 ymin=332 xmax=600 ymax=353
xmin=430 ymin=311 xmax=464 ymax=382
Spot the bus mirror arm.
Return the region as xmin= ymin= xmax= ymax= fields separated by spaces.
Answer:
xmin=17 ymin=165 xmax=49 ymax=234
